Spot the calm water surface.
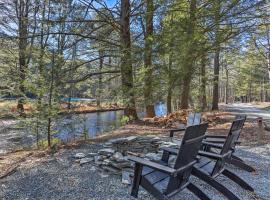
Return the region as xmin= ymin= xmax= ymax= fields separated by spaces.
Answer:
xmin=55 ymin=102 xmax=167 ymax=141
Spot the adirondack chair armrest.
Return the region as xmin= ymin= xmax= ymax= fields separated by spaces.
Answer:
xmin=128 ymin=156 xmax=176 ymax=175
xmin=202 ymin=141 xmax=223 ymax=149
xmin=169 ymin=128 xmax=186 ymax=137
xmin=204 ymin=138 xmax=241 ymax=145
xmin=160 ymin=147 xmax=178 ymax=155
xmin=198 ymin=151 xmax=223 ymax=160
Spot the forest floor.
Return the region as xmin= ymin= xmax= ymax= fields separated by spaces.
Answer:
xmin=0 ymin=103 xmax=270 ymax=199
xmin=0 ymin=139 xmax=269 ymax=200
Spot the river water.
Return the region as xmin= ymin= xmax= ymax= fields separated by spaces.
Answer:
xmin=55 ymin=102 xmax=167 ymax=141
xmin=0 ymin=102 xmax=167 ymax=153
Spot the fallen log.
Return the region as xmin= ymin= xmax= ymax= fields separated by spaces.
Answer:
xmin=0 ymin=152 xmax=33 ymax=180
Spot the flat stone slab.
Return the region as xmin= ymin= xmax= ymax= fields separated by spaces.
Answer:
xmin=98 ymin=148 xmax=115 ymax=156
xmin=74 ymin=153 xmax=86 ymax=159
xmin=80 ymin=157 xmax=94 ymax=166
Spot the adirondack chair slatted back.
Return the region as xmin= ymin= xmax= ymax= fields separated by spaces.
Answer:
xmin=211 ymin=118 xmax=246 ymax=176
xmin=234 ymin=115 xmax=246 ymax=142
xmin=166 ymin=123 xmax=208 ymax=194
xmin=187 ymin=113 xmax=202 ymax=127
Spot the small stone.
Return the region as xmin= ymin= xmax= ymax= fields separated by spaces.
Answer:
xmin=102 ymin=166 xmax=120 ymax=174
xmin=109 ymin=138 xmax=127 ymax=144
xmin=126 ymin=136 xmax=137 ymax=142
xmin=94 ymin=156 xmax=103 ymax=165
xmin=74 ymin=153 xmax=86 ymax=159
xmin=112 ymin=152 xmax=124 ymax=162
xmin=103 ymin=142 xmax=113 ymax=147
xmin=159 ymin=142 xmax=179 ymax=149
xmin=102 ymin=159 xmax=111 ymax=166
xmin=168 ymin=155 xmax=177 ymax=168
xmin=90 ymin=166 xmax=96 ymax=171
xmin=88 ymin=153 xmax=98 ymax=157
xmin=110 ymin=161 xmax=131 ymax=169
xmin=145 ymin=153 xmax=161 ymax=161
xmin=80 ymin=157 xmax=94 ymax=166
xmin=99 ymin=172 xmax=109 ymax=178
xmin=122 ymin=170 xmax=132 ymax=185
xmin=98 ymin=148 xmax=115 ymax=156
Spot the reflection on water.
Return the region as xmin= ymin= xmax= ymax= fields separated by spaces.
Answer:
xmin=55 ymin=103 xmax=167 ymax=142
xmin=55 ymin=110 xmax=124 ymax=142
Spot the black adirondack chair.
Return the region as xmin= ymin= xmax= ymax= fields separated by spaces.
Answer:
xmin=194 ymin=118 xmax=254 ymax=200
xmin=128 ymin=123 xmax=210 ymax=200
xmin=162 ymin=118 xmax=254 ymax=200
xmin=203 ymin=115 xmax=255 ymax=172
xmin=169 ymin=112 xmax=202 ymax=138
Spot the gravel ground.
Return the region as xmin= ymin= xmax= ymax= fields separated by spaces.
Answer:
xmin=0 ymin=143 xmax=269 ymax=200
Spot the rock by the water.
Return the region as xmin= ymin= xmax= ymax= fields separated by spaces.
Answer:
xmin=74 ymin=153 xmax=86 ymax=159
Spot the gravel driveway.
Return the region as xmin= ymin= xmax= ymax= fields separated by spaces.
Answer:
xmin=1 ymin=143 xmax=270 ymax=200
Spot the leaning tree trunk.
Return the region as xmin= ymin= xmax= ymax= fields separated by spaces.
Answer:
xmin=144 ymin=0 xmax=155 ymax=118
xmin=120 ymin=0 xmax=138 ymax=120
xmin=16 ymin=0 xmax=29 ymax=115
xmin=180 ymin=0 xmax=196 ymax=109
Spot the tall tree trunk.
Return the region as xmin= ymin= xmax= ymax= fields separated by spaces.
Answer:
xmin=144 ymin=0 xmax=155 ymax=117
xmin=167 ymin=53 xmax=173 ymax=113
xmin=212 ymin=1 xmax=221 ymax=110
xmin=47 ymin=52 xmax=55 ymax=148
xmin=16 ymin=0 xmax=29 ymax=115
xmin=212 ymin=48 xmax=220 ymax=110
xmin=200 ymin=53 xmax=207 ymax=110
xmin=180 ymin=0 xmax=196 ymax=109
xmin=120 ymin=0 xmax=138 ymax=120
xmin=97 ymin=49 xmax=104 ymax=108
xmin=225 ymin=67 xmax=229 ymax=104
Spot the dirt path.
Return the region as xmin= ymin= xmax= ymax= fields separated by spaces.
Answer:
xmin=221 ymin=103 xmax=270 ymax=120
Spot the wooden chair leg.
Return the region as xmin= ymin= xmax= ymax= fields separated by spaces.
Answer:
xmin=222 ymin=169 xmax=254 ymax=192
xmin=231 ymin=155 xmax=244 ymax=162
xmin=230 ymin=157 xmax=255 ymax=172
xmin=131 ymin=163 xmax=143 ymax=198
xmin=192 ymin=167 xmax=241 ymax=200
xmin=187 ymin=183 xmax=211 ymax=200
xmin=161 ymin=151 xmax=170 ymax=163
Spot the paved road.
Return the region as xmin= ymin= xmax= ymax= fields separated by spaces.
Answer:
xmin=221 ymin=103 xmax=270 ymax=120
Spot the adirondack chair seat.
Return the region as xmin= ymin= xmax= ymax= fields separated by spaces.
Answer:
xmin=141 ymin=166 xmax=172 ymax=194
